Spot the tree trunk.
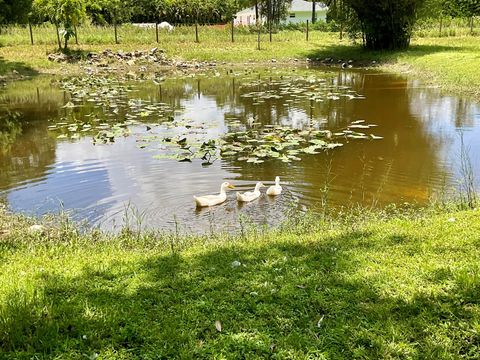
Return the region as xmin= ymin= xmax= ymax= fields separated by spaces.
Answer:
xmin=74 ymin=24 xmax=78 ymax=45
xmin=268 ymin=0 xmax=272 ymax=42
xmin=312 ymin=1 xmax=316 ymax=24
xmin=156 ymin=22 xmax=159 ymax=43
xmin=439 ymin=16 xmax=443 ymax=37
xmin=55 ymin=23 xmax=62 ymax=50
xmin=470 ymin=17 xmax=474 ymax=35
xmin=255 ymin=1 xmax=259 ymax=22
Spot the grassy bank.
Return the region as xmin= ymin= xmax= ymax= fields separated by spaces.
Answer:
xmin=0 ymin=24 xmax=479 ymax=99
xmin=1 ymin=205 xmax=480 ymax=358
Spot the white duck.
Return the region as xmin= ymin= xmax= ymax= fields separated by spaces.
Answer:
xmin=266 ymin=176 xmax=282 ymax=196
xmin=194 ymin=182 xmax=234 ymax=207
xmin=236 ymin=182 xmax=265 ymax=202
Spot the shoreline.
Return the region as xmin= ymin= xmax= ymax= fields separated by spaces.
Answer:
xmin=0 ymin=31 xmax=478 ymax=101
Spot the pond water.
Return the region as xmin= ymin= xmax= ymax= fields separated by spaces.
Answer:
xmin=0 ymin=67 xmax=479 ymax=233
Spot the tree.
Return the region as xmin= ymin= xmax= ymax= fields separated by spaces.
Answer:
xmin=0 ymin=0 xmax=33 ymax=24
xmin=326 ymin=0 xmax=425 ymax=50
xmin=34 ymin=0 xmax=85 ymax=49
xmin=456 ymin=0 xmax=480 ymax=32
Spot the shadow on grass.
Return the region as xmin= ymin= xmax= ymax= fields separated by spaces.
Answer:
xmin=1 ymin=229 xmax=479 ymax=358
xmin=302 ymin=43 xmax=463 ymax=65
xmin=0 ymin=57 xmax=39 ymax=77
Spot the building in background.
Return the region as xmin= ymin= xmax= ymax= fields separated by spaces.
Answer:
xmin=234 ymin=0 xmax=327 ymax=26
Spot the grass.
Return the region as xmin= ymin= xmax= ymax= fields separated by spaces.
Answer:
xmin=0 ymin=23 xmax=479 ymax=99
xmin=1 ymin=203 xmax=480 ymax=358
xmin=0 ymin=25 xmax=480 ymax=99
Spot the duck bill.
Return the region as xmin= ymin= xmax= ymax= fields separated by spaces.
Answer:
xmin=228 ymin=184 xmax=235 ymax=189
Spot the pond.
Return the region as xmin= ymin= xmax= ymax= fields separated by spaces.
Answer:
xmin=0 ymin=66 xmax=479 ymax=233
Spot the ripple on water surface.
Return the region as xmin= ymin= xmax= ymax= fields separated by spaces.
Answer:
xmin=0 ymin=69 xmax=479 ymax=233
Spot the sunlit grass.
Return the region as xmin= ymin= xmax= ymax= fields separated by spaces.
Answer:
xmin=0 ymin=23 xmax=479 ymax=99
xmin=1 ymin=204 xmax=480 ymax=358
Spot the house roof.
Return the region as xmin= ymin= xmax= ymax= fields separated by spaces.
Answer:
xmin=235 ymin=1 xmax=327 ymax=16
xmin=236 ymin=7 xmax=256 ymax=15
xmin=290 ymin=0 xmax=327 ymax=12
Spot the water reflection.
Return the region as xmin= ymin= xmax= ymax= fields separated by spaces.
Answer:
xmin=0 ymin=68 xmax=478 ymax=232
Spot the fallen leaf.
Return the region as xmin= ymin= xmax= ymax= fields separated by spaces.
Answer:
xmin=317 ymin=315 xmax=325 ymax=328
xmin=215 ymin=320 xmax=222 ymax=332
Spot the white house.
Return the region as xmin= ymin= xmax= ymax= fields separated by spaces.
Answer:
xmin=285 ymin=0 xmax=328 ymax=24
xmin=234 ymin=0 xmax=327 ymax=26
xmin=234 ymin=7 xmax=260 ymax=26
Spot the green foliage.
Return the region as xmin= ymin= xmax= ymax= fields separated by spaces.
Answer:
xmin=455 ymin=0 xmax=480 ymax=17
xmin=34 ymin=0 xmax=86 ymax=48
xmin=0 ymin=0 xmax=33 ymax=24
xmin=326 ymin=0 xmax=425 ymax=50
xmin=419 ymin=0 xmax=480 ymax=19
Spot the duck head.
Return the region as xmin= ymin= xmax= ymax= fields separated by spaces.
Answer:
xmin=221 ymin=182 xmax=235 ymax=192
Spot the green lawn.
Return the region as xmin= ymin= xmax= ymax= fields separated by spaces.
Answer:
xmin=1 ymin=207 xmax=480 ymax=359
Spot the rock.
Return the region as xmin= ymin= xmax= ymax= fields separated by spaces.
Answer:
xmin=231 ymin=260 xmax=241 ymax=268
xmin=348 ymin=59 xmax=354 ymax=64
xmin=341 ymin=62 xmax=347 ymax=69
xmin=47 ymin=53 xmax=69 ymax=63
xmin=29 ymin=224 xmax=46 ymax=235
xmin=271 ymin=58 xmax=277 ymax=63
xmin=150 ymin=47 xmax=158 ymax=55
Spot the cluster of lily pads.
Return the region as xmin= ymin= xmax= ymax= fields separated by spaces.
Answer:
xmin=131 ymin=119 xmax=381 ymax=166
xmin=59 ymin=76 xmax=174 ymax=124
xmin=239 ymin=76 xmax=366 ymax=104
xmin=46 ymin=72 xmax=383 ymax=166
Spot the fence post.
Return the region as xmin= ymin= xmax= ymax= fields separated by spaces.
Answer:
xmin=269 ymin=20 xmax=272 ymax=42
xmin=257 ymin=26 xmax=261 ymax=50
xmin=114 ymin=21 xmax=118 ymax=44
xmin=156 ymin=22 xmax=159 ymax=43
xmin=306 ymin=20 xmax=309 ymax=41
xmin=195 ymin=21 xmax=199 ymax=43
xmin=231 ymin=18 xmax=234 ymax=43
xmin=29 ymin=22 xmax=34 ymax=45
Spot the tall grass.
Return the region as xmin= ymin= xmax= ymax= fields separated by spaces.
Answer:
xmin=415 ymin=16 xmax=480 ymax=38
xmin=458 ymin=132 xmax=478 ymax=209
xmin=0 ymin=23 xmax=312 ymax=48
xmin=1 ymin=19 xmax=478 ymax=48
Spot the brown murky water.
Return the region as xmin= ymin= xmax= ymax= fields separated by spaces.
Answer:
xmin=0 ymin=67 xmax=479 ymax=233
